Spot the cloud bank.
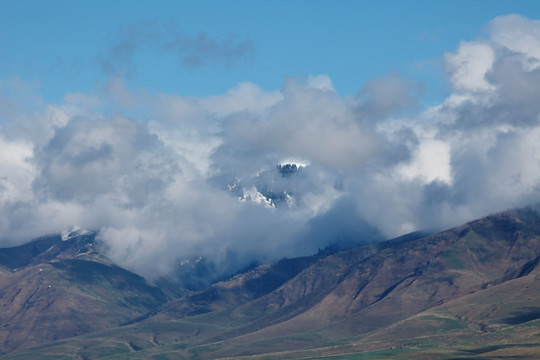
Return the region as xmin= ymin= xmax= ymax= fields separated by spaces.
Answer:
xmin=2 ymin=15 xmax=540 ymax=281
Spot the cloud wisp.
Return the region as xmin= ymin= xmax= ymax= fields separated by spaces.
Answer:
xmin=98 ymin=21 xmax=254 ymax=76
xmin=1 ymin=15 xmax=540 ymax=282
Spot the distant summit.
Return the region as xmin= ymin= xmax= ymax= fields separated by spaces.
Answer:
xmin=276 ymin=162 xmax=305 ymax=176
xmin=61 ymin=226 xmax=94 ymax=241
xmin=229 ymin=161 xmax=309 ymax=208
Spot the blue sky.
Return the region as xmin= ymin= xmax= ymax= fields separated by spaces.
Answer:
xmin=2 ymin=1 xmax=539 ymax=103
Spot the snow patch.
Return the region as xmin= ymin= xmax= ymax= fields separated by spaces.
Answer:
xmin=239 ymin=186 xmax=275 ymax=208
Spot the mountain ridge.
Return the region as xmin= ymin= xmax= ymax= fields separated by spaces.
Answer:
xmin=1 ymin=207 xmax=540 ymax=358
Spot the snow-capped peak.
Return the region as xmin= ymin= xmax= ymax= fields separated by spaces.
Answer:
xmin=278 ymin=159 xmax=310 ymax=169
xmin=61 ymin=226 xmax=93 ymax=241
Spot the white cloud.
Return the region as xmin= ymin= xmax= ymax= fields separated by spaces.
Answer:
xmin=0 ymin=136 xmax=35 ymax=203
xmin=218 ymin=76 xmax=382 ymax=170
xmin=306 ymin=74 xmax=335 ymax=92
xmin=396 ymin=139 xmax=452 ymax=185
xmin=444 ymin=41 xmax=496 ymax=93
xmin=490 ymin=14 xmax=540 ymax=70
xmin=199 ymin=82 xmax=283 ymax=117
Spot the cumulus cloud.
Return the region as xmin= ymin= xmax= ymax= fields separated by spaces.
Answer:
xmin=490 ymin=14 xmax=540 ymax=70
xmin=444 ymin=41 xmax=496 ymax=93
xmin=396 ymin=139 xmax=452 ymax=185
xmin=32 ymin=116 xmax=179 ymax=206
xmin=198 ymin=82 xmax=283 ymax=117
xmin=1 ymin=14 xmax=540 ymax=283
xmin=356 ymin=72 xmax=423 ymax=120
xmin=216 ymin=76 xmax=382 ymax=170
xmin=0 ymin=136 xmax=34 ymax=204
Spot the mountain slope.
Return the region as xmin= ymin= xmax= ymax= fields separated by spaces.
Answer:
xmin=0 ymin=234 xmax=173 ymax=354
xmin=3 ymin=208 xmax=540 ymax=359
xmin=162 ymin=208 xmax=540 ymax=358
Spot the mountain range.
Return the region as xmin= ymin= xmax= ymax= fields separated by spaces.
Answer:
xmin=0 ymin=207 xmax=540 ymax=359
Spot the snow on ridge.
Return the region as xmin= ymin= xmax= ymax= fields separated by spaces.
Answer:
xmin=239 ymin=186 xmax=275 ymax=208
xmin=61 ymin=226 xmax=93 ymax=241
